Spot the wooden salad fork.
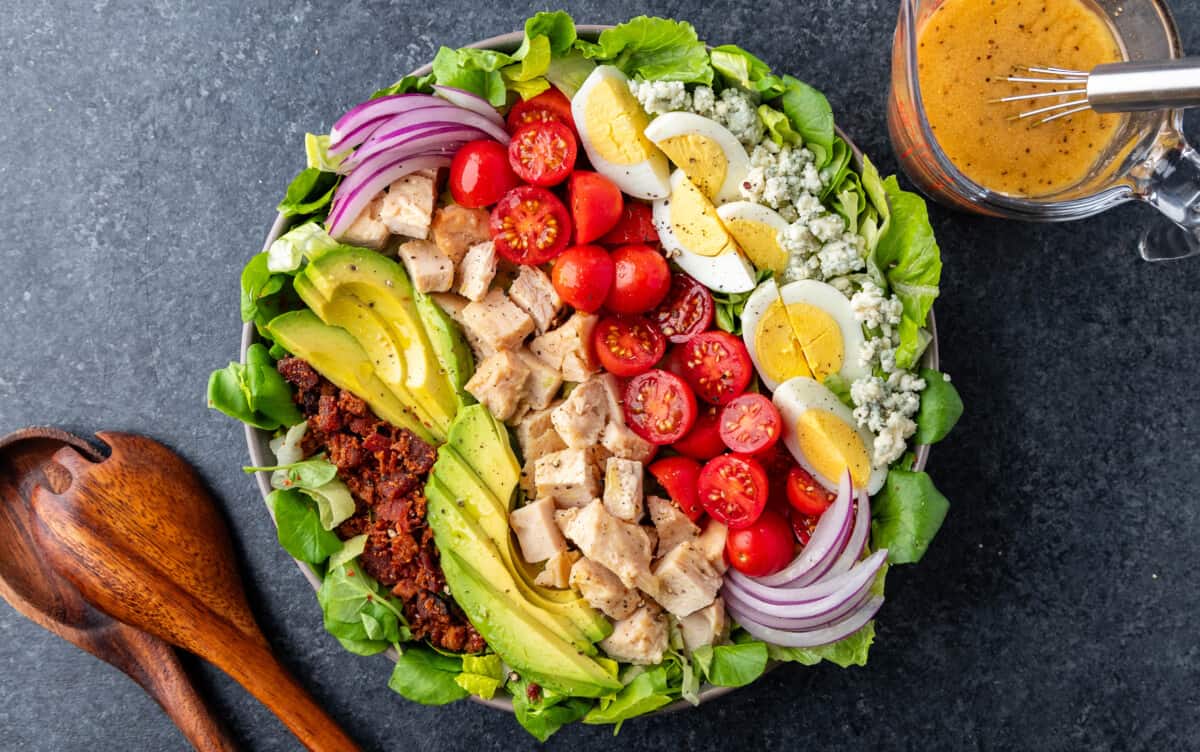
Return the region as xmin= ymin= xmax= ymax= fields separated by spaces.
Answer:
xmin=0 ymin=428 xmax=236 ymax=751
xmin=26 ymin=431 xmax=360 ymax=752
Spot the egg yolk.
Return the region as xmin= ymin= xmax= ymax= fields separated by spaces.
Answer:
xmin=755 ymin=301 xmax=813 ymax=384
xmin=583 ymin=76 xmax=661 ymax=165
xmin=657 ymin=134 xmax=727 ymax=202
xmin=724 ymin=217 xmax=789 ymax=274
xmin=669 ymin=174 xmax=739 ymax=258
xmin=786 ymin=303 xmax=844 ymax=381
xmin=795 ymin=408 xmax=871 ymax=489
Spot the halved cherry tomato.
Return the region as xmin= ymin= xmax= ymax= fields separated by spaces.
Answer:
xmin=671 ymin=404 xmax=726 ymax=460
xmin=506 ymin=87 xmax=576 ymax=135
xmin=489 ymin=185 xmax=571 ymax=265
xmin=448 ymin=140 xmax=521 ymax=208
xmin=551 ymin=245 xmax=613 ymax=312
xmin=622 ymin=369 xmax=697 ymax=445
xmin=679 ymin=331 xmax=754 ymax=405
xmin=785 ymin=465 xmax=836 ymax=516
xmin=508 ymin=121 xmax=577 ymax=187
xmin=649 ymin=273 xmax=715 ymax=343
xmin=719 ymin=393 xmax=782 ymax=455
xmin=647 ymin=456 xmax=704 ymax=521
xmin=600 ymin=201 xmax=659 ymax=245
xmin=568 ymin=171 xmax=624 ymax=244
xmin=605 ymin=244 xmax=671 ymax=315
xmin=593 ymin=315 xmax=666 ymax=377
xmin=791 ymin=510 xmax=820 ymax=546
xmin=698 ymin=454 xmax=769 ymax=529
xmin=726 ymin=509 xmax=795 ymax=576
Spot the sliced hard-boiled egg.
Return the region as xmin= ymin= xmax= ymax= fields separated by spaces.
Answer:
xmin=652 ymin=169 xmax=756 ymax=293
xmin=778 ymin=280 xmax=869 ymax=384
xmin=740 ymin=278 xmax=813 ymax=391
xmin=774 ymin=376 xmax=886 ymax=494
xmin=572 ymin=65 xmax=670 ymax=199
xmin=643 ymin=112 xmax=749 ymax=205
xmin=716 ymin=201 xmax=791 ymax=275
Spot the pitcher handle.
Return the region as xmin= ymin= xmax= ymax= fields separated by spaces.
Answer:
xmin=1135 ymin=130 xmax=1200 ymax=261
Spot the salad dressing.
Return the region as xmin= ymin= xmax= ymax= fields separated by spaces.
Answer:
xmin=916 ymin=0 xmax=1125 ymax=196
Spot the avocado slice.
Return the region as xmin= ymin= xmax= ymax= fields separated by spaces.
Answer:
xmin=446 ymin=405 xmax=521 ymax=508
xmin=424 ymin=477 xmax=593 ymax=653
xmin=437 ymin=546 xmax=621 ymax=698
xmin=265 ymin=310 xmax=434 ymax=443
xmin=301 ymin=248 xmax=459 ymax=436
xmin=413 ymin=291 xmax=474 ymax=410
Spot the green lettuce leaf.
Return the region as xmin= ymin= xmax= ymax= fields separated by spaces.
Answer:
xmin=432 ymin=46 xmax=513 ymax=106
xmin=710 ymin=44 xmax=771 ymax=90
xmin=318 ymin=545 xmax=410 ymax=655
xmin=872 ymin=469 xmax=949 ymax=564
xmin=780 ymin=76 xmax=834 ymax=166
xmin=582 ymin=16 xmax=713 ymax=84
xmin=206 ymin=343 xmax=302 ymax=430
xmin=239 ymin=252 xmax=295 ymax=335
xmin=454 ymin=654 xmax=504 ymax=699
xmin=523 ymin=10 xmax=576 ymax=54
xmin=758 ymin=104 xmax=801 ymax=146
xmin=371 ymin=72 xmax=435 ymax=99
xmin=767 ymin=621 xmax=876 ymax=668
xmin=544 ymin=49 xmax=596 ymax=98
xmin=244 ymin=457 xmax=338 ymax=489
xmin=265 ymin=221 xmax=341 ymax=274
xmin=583 ymin=665 xmax=675 ymax=728
xmin=277 ymin=167 xmax=339 ymax=219
xmin=691 ymin=641 xmax=768 ymax=687
xmin=267 ymin=489 xmax=342 ymax=564
xmin=509 ymin=678 xmax=593 ymax=742
xmin=915 ymin=368 xmax=963 ymax=445
xmin=388 ymin=645 xmax=469 ymax=705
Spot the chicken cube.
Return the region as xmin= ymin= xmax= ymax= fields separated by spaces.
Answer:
xmin=550 ymin=378 xmax=609 ymax=448
xmin=534 ymin=549 xmax=580 ymax=589
xmin=695 ymin=520 xmax=729 ymax=574
xmin=396 ymin=239 xmax=453 ymax=293
xmin=510 ymin=498 xmax=567 ymax=564
xmin=599 ymin=604 xmax=669 ymax=665
xmin=529 ymin=312 xmax=599 ymax=383
xmin=431 ymin=292 xmax=494 ymax=360
xmin=554 ymin=507 xmax=580 ymax=536
xmin=336 ymin=195 xmax=389 ymax=249
xmin=379 ymin=169 xmax=438 ymax=239
xmin=515 ymin=350 xmax=563 ymax=413
xmin=456 ymin=241 xmax=497 ymax=302
xmin=595 ymin=374 xmax=656 ymax=462
xmin=560 ymin=499 xmax=656 ymax=591
xmin=507 ymin=265 xmax=563 ymax=334
xmin=647 ymin=495 xmax=700 ymax=558
xmin=430 ymin=205 xmax=490 ymax=264
xmin=570 ymin=558 xmax=641 ymax=620
xmin=603 ymin=458 xmax=644 ymax=522
xmin=678 ymin=597 xmax=728 ymax=652
xmin=515 ymin=408 xmax=567 ymax=464
xmin=652 ymin=541 xmax=721 ymax=618
xmin=534 ymin=448 xmax=600 ymax=508
xmin=464 ymin=350 xmax=529 ymax=422
xmin=462 ymin=290 xmax=535 ymax=353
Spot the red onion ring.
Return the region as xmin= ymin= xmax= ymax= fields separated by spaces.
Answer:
xmin=729 ymin=595 xmax=884 ymax=648
xmin=328 ymin=93 xmax=442 ymax=152
xmin=325 ymin=153 xmax=452 ymax=239
xmin=432 ymin=84 xmax=505 ymax=129
xmin=752 ymin=471 xmax=854 ymax=587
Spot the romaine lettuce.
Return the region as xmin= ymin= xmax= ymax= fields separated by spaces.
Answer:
xmin=579 ymin=16 xmax=713 ymax=84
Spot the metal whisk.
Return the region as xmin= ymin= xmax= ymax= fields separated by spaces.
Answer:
xmin=995 ymin=57 xmax=1200 ymax=125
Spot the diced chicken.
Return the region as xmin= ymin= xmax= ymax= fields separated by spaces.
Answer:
xmin=534 ymin=449 xmax=600 ymax=508
xmin=529 ymin=312 xmax=599 ymax=383
xmin=595 ymin=374 xmax=656 ymax=462
xmin=396 ymin=239 xmax=453 ymax=293
xmin=554 ymin=507 xmax=580 ymax=536
xmin=647 ymin=495 xmax=700 ymax=558
xmin=430 ymin=205 xmax=490 ymax=264
xmin=550 ymin=378 xmax=609 ymax=448
xmin=515 ymin=350 xmax=562 ymax=412
xmin=431 ymin=292 xmax=495 ymax=360
xmin=678 ymin=597 xmax=728 ymax=652
xmin=570 ymin=558 xmax=642 ymax=620
xmin=510 ymin=498 xmax=567 ymax=564
xmin=464 ymin=350 xmax=529 ymax=422
xmin=599 ymin=604 xmax=669 ymax=665
xmin=603 ymin=458 xmax=644 ymax=522
xmin=515 ymin=408 xmax=566 ymax=464
xmin=651 ymin=541 xmax=721 ymax=618
xmin=337 ymin=195 xmax=389 ymax=249
xmin=456 ymin=241 xmax=497 ymax=302
xmin=379 ymin=169 xmax=438 ymax=239
xmin=561 ymin=500 xmax=656 ymax=591
xmin=535 ymin=549 xmax=580 ymax=589
xmin=462 ymin=290 xmax=535 ymax=353
xmin=507 ymin=266 xmax=563 ymax=334
xmin=695 ymin=520 xmax=729 ymax=575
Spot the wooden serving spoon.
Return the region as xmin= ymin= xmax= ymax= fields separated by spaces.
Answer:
xmin=0 ymin=428 xmax=236 ymax=751
xmin=28 ymin=431 xmax=360 ymax=752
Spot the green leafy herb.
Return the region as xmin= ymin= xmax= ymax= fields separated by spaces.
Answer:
xmin=267 ymin=489 xmax=342 ymax=564
xmin=206 ymin=343 xmax=302 ymax=430
xmin=581 ymin=16 xmax=713 ymax=84
xmin=915 ymin=368 xmax=963 ymax=445
xmin=318 ymin=543 xmax=410 ymax=655
xmin=691 ymin=641 xmax=768 ymax=687
xmin=871 ymin=469 xmax=949 ymax=564
xmin=780 ymin=76 xmax=834 ymax=166
xmin=277 ymin=167 xmax=339 ymax=219
xmin=387 ymin=645 xmax=469 ymax=705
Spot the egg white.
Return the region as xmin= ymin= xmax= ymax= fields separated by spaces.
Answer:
xmin=643 ymin=112 xmax=749 ymax=205
xmin=774 ymin=376 xmax=886 ymax=494
xmin=740 ymin=278 xmax=789 ymax=391
xmin=652 ymin=170 xmax=756 ymax=294
xmin=715 ymin=201 xmax=791 ymax=275
xmin=777 ymin=280 xmax=870 ymax=384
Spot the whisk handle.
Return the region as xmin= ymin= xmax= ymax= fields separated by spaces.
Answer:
xmin=1088 ymin=57 xmax=1200 ymax=112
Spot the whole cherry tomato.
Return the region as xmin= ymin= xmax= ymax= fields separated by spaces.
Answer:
xmin=448 ymin=139 xmax=522 ymax=208
xmin=605 ymin=244 xmax=670 ymax=315
xmin=726 ymin=509 xmax=795 ymax=577
xmin=568 ymin=171 xmax=624 ymax=244
xmin=551 ymin=245 xmax=614 ymax=312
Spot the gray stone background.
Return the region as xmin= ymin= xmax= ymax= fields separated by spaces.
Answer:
xmin=2 ymin=1 xmax=1198 ymax=750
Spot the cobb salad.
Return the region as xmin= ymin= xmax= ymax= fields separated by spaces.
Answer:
xmin=207 ymin=12 xmax=963 ymax=740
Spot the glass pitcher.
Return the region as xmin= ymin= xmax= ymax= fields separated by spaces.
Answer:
xmin=887 ymin=0 xmax=1199 ymax=260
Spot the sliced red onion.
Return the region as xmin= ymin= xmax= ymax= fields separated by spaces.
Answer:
xmin=339 ymin=125 xmax=483 ymax=174
xmin=752 ymin=471 xmax=854 ymax=588
xmin=729 ymin=595 xmax=884 ymax=648
xmin=724 ymin=580 xmax=872 ymax=631
xmin=824 ymin=488 xmax=873 ymax=581
xmin=725 ymin=549 xmax=888 ymax=605
xmin=357 ymin=104 xmax=510 ymax=150
xmin=432 ymin=84 xmax=505 ymax=129
xmin=328 ymin=93 xmax=442 ymax=152
xmin=326 ymin=154 xmax=452 ymax=239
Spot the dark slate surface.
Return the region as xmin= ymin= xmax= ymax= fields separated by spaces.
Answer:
xmin=2 ymin=1 xmax=1198 ymax=750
